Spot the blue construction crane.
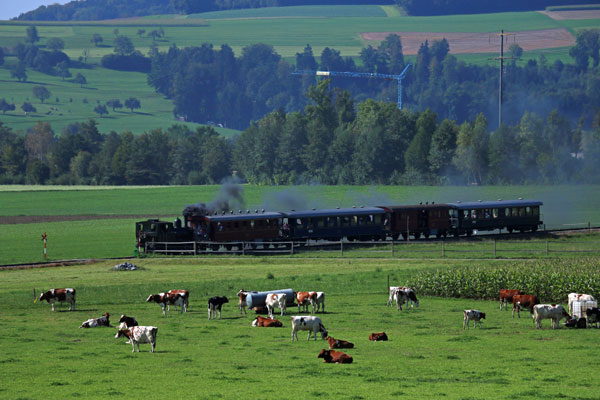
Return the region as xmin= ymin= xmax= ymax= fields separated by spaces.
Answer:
xmin=292 ymin=63 xmax=411 ymax=109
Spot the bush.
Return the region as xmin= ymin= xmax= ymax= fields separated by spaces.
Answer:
xmin=100 ymin=52 xmax=150 ymax=72
xmin=407 ymin=259 xmax=600 ymax=303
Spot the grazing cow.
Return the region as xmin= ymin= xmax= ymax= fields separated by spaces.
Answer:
xmin=512 ymin=294 xmax=540 ymax=318
xmin=146 ymin=291 xmax=188 ymax=315
xmin=463 ymin=309 xmax=486 ymax=329
xmin=115 ymin=326 xmax=158 ymax=353
xmin=318 ymin=349 xmax=353 ymax=364
xmin=369 ymin=332 xmax=388 ymax=341
xmin=327 ymin=336 xmax=354 ymax=349
xmin=80 ymin=313 xmax=111 ymax=328
xmin=38 ymin=288 xmax=76 ymax=311
xmin=251 ymin=315 xmax=283 ymax=327
xmin=266 ymin=293 xmax=287 ymax=319
xmin=296 ymin=291 xmax=315 ymax=313
xmin=586 ymin=307 xmax=600 ymax=328
xmin=533 ymin=304 xmax=570 ymax=329
xmin=312 ymin=291 xmax=325 ymax=313
xmin=388 ymin=287 xmax=419 ymax=309
xmin=499 ymin=289 xmax=523 ymax=310
xmin=290 ymin=316 xmax=327 ymax=341
xmin=167 ymin=289 xmax=189 ymax=312
xmin=118 ymin=315 xmax=138 ymax=329
xmin=564 ymin=317 xmax=587 ymax=329
xmin=567 ymin=293 xmax=596 ymax=314
xmin=237 ymin=289 xmax=250 ymax=315
xmin=208 ymin=296 xmax=229 ymax=319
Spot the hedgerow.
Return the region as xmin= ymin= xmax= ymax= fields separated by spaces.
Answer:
xmin=407 ymin=258 xmax=600 ymax=303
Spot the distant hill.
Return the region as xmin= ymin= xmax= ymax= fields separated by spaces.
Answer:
xmin=396 ymin=0 xmax=600 ymax=16
xmin=16 ymin=0 xmax=392 ymax=21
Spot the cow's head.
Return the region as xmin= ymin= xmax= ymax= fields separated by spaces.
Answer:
xmin=221 ymin=296 xmax=229 ymax=304
xmin=251 ymin=318 xmax=259 ymax=327
xmin=39 ymin=291 xmax=51 ymax=302
xmin=317 ymin=349 xmax=331 ymax=359
xmin=319 ymin=324 xmax=328 ymax=339
xmin=146 ymin=294 xmax=157 ymax=303
xmin=480 ymin=312 xmax=486 ymax=320
xmin=103 ymin=312 xmax=110 ymax=317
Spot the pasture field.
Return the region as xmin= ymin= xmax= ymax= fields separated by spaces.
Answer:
xmin=1 ymin=184 xmax=599 ymax=265
xmin=1 ymin=6 xmax=599 ymax=134
xmin=1 ymin=257 xmax=599 ymax=399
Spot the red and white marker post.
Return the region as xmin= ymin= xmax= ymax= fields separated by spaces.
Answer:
xmin=41 ymin=232 xmax=47 ymax=260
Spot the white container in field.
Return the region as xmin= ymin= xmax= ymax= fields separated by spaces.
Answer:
xmin=572 ymin=300 xmax=597 ymax=318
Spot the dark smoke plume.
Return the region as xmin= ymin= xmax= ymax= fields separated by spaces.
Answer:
xmin=183 ymin=177 xmax=245 ymax=218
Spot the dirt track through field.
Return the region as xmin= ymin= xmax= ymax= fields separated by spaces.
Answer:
xmin=361 ymin=28 xmax=575 ymax=54
xmin=0 ymin=214 xmax=167 ymax=224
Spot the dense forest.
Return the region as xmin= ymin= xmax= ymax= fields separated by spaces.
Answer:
xmin=1 ymin=90 xmax=599 ymax=186
xmin=147 ymin=31 xmax=600 ymax=130
xmin=15 ymin=0 xmax=596 ymax=21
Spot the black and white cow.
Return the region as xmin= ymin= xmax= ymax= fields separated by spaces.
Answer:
xmin=80 ymin=312 xmax=111 ymax=328
xmin=38 ymin=288 xmax=76 ymax=311
xmin=463 ymin=309 xmax=486 ymax=329
xmin=208 ymin=296 xmax=229 ymax=319
xmin=585 ymin=307 xmax=600 ymax=328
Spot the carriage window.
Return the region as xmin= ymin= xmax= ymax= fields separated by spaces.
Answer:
xmin=505 ymin=208 xmax=510 ymax=217
xmin=317 ymin=218 xmax=325 ymax=228
xmin=326 ymin=217 xmax=333 ymax=227
xmin=526 ymin=206 xmax=532 ymax=216
xmin=374 ymin=214 xmax=381 ymax=224
xmin=512 ymin=208 xmax=518 ymax=217
xmin=518 ymin=208 xmax=525 ymax=217
xmin=492 ymin=208 xmax=499 ymax=218
xmin=463 ymin=210 xmax=470 ymax=219
xmin=471 ymin=210 xmax=477 ymax=219
xmin=250 ymin=220 xmax=255 ymax=228
xmin=533 ymin=207 xmax=539 ymax=216
xmin=343 ymin=216 xmax=350 ymax=226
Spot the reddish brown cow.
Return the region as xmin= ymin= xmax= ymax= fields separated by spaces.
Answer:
xmin=369 ymin=332 xmax=388 ymax=341
xmin=318 ymin=349 xmax=353 ymax=364
xmin=237 ymin=289 xmax=249 ymax=315
xmin=296 ymin=291 xmax=316 ymax=313
xmin=251 ymin=315 xmax=283 ymax=327
xmin=500 ymin=289 xmax=523 ymax=310
xmin=512 ymin=294 xmax=540 ymax=318
xmin=327 ymin=336 xmax=354 ymax=349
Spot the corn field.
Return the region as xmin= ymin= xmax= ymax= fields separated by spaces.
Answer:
xmin=407 ymin=258 xmax=600 ymax=303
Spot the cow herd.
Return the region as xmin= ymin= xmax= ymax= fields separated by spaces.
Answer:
xmin=36 ymin=284 xmax=599 ymax=358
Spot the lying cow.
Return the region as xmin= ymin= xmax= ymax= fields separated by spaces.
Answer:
xmin=499 ymin=289 xmax=523 ymax=311
xmin=512 ymin=294 xmax=539 ymax=318
xmin=327 ymin=336 xmax=354 ymax=349
xmin=463 ymin=309 xmax=485 ymax=329
xmin=533 ymin=304 xmax=570 ymax=329
xmin=208 ymin=296 xmax=229 ymax=320
xmin=146 ymin=291 xmax=187 ymax=315
xmin=252 ymin=315 xmax=283 ymax=327
xmin=567 ymin=292 xmax=596 ymax=315
xmin=118 ymin=315 xmax=138 ymax=329
xmin=38 ymin=288 xmax=76 ymax=311
xmin=369 ymin=332 xmax=388 ymax=341
xmin=80 ymin=312 xmax=111 ymax=328
xmin=115 ymin=326 xmax=158 ymax=353
xmin=318 ymin=349 xmax=353 ymax=364
xmin=291 ymin=316 xmax=327 ymax=341
xmin=266 ymin=293 xmax=287 ymax=319
xmin=586 ymin=307 xmax=600 ymax=328
xmin=564 ymin=317 xmax=587 ymax=329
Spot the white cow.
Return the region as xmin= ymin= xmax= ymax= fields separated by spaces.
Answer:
xmin=388 ymin=286 xmax=418 ymax=310
xmin=533 ymin=304 xmax=570 ymax=329
xmin=290 ymin=316 xmax=328 ymax=341
xmin=463 ymin=309 xmax=486 ymax=329
xmin=115 ymin=326 xmax=158 ymax=352
xmin=80 ymin=312 xmax=111 ymax=328
xmin=265 ymin=293 xmax=287 ymax=319
xmin=567 ymin=293 xmax=596 ymax=314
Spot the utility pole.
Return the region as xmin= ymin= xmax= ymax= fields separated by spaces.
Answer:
xmin=499 ymin=29 xmax=504 ymax=129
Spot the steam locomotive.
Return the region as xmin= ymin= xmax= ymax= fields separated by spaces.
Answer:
xmin=136 ymin=199 xmax=543 ymax=251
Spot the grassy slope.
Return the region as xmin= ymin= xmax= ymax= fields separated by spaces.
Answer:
xmin=1 ymin=258 xmax=599 ymax=398
xmin=1 ymin=184 xmax=599 ymax=264
xmin=1 ymin=7 xmax=598 ymax=134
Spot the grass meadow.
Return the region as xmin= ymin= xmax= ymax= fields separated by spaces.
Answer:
xmin=1 ymin=257 xmax=599 ymax=399
xmin=1 ymin=184 xmax=599 ymax=264
xmin=1 ymin=6 xmax=599 ymax=134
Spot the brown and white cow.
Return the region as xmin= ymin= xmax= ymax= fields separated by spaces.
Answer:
xmin=237 ymin=289 xmax=250 ymax=315
xmin=115 ymin=326 xmax=158 ymax=353
xmin=567 ymin=293 xmax=596 ymax=315
xmin=266 ymin=293 xmax=287 ymax=319
xmin=369 ymin=332 xmax=388 ymax=341
xmin=463 ymin=309 xmax=485 ymax=329
xmin=296 ymin=291 xmax=314 ymax=313
xmin=499 ymin=289 xmax=523 ymax=311
xmin=38 ymin=288 xmax=76 ymax=311
xmin=311 ymin=291 xmax=325 ymax=313
xmin=388 ymin=287 xmax=418 ymax=310
xmin=252 ymin=315 xmax=283 ymax=327
xmin=318 ymin=349 xmax=353 ymax=364
xmin=80 ymin=312 xmax=111 ymax=328
xmin=533 ymin=304 xmax=570 ymax=329
xmin=327 ymin=336 xmax=354 ymax=349
xmin=146 ymin=290 xmax=188 ymax=315
xmin=166 ymin=289 xmax=189 ymax=312
xmin=512 ymin=294 xmax=540 ymax=318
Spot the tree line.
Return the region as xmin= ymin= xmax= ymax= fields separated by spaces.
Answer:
xmin=1 ymin=83 xmax=599 ymax=186
xmin=148 ymin=30 xmax=600 ymax=130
